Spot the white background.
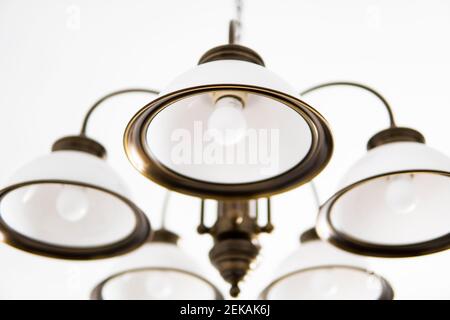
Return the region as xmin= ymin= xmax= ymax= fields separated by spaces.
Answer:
xmin=0 ymin=0 xmax=449 ymax=299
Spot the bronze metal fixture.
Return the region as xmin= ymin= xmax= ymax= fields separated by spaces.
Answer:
xmin=124 ymin=84 xmax=333 ymax=200
xmin=90 ymin=266 xmax=225 ymax=300
xmin=0 ymin=179 xmax=151 ymax=260
xmin=367 ymin=127 xmax=426 ymax=150
xmin=198 ymin=199 xmax=273 ymax=297
xmin=228 ymin=18 xmax=241 ymax=45
xmin=198 ymin=19 xmax=264 ymax=66
xmin=301 ymin=81 xmax=450 ymax=258
xmin=316 ymin=170 xmax=450 ymax=258
xmin=149 ymin=228 xmax=180 ymax=245
xmin=0 ymin=88 xmax=160 ymax=260
xmin=259 ymin=228 xmax=395 ymax=300
xmin=301 ymin=81 xmax=450 ymax=257
xmin=90 ymin=227 xmax=224 ymax=300
xmin=299 ymin=227 xmax=320 ymax=243
xmin=124 ymin=25 xmax=333 ymax=200
xmin=52 ymin=135 xmax=107 ymax=158
xmin=300 ymin=81 xmax=397 ymax=128
xmin=259 ymin=265 xmax=395 ymax=300
xmin=80 ymin=88 xmax=159 ymax=136
xmin=198 ymin=44 xmax=265 ymax=66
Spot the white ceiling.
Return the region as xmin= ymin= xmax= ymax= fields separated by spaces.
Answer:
xmin=0 ymin=0 xmax=449 ymax=299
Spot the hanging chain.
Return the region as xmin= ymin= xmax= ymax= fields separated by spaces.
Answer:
xmin=229 ymin=0 xmax=243 ymax=44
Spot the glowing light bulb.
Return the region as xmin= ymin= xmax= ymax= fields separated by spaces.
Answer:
xmin=385 ymin=175 xmax=417 ymax=214
xmin=207 ymin=96 xmax=247 ymax=146
xmin=56 ymin=186 xmax=89 ymax=222
xmin=145 ymin=275 xmax=173 ymax=299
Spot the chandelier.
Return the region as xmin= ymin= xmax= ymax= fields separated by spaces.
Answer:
xmin=0 ymin=0 xmax=448 ymax=300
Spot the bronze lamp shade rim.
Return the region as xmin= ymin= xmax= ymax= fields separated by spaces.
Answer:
xmin=90 ymin=266 xmax=225 ymax=300
xmin=124 ymin=84 xmax=333 ymax=200
xmin=259 ymin=265 xmax=394 ymax=300
xmin=0 ymin=179 xmax=151 ymax=260
xmin=316 ymin=169 xmax=450 ymax=258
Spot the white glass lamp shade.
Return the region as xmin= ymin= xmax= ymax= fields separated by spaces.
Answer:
xmin=260 ymin=239 xmax=393 ymax=300
xmin=91 ymin=241 xmax=223 ymax=300
xmin=0 ymin=149 xmax=150 ymax=259
xmin=317 ymin=141 xmax=450 ymax=257
xmin=124 ymin=46 xmax=333 ymax=199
